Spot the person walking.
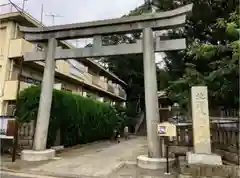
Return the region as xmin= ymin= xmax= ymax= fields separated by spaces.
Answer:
xmin=113 ymin=128 xmax=120 ymax=143
xmin=124 ymin=126 xmax=129 ymax=140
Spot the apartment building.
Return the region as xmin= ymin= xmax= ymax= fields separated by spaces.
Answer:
xmin=0 ymin=3 xmax=127 ymax=115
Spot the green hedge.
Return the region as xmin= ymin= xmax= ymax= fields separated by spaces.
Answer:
xmin=16 ymin=86 xmax=119 ymax=147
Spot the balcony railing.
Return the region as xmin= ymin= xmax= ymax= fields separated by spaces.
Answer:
xmin=3 ymin=80 xmax=33 ymax=100
xmin=0 ymin=3 xmax=43 ymax=26
xmin=92 ymin=76 xmax=101 ymax=87
xmin=107 ymin=84 xmax=115 ymax=94
xmin=92 ymin=76 xmax=108 ymax=90
xmin=0 ymin=3 xmax=21 ymax=14
xmin=8 ymin=38 xmax=34 ymax=59
xmin=119 ymin=89 xmax=126 ymax=99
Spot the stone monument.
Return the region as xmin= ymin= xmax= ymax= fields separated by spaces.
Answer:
xmin=187 ymin=86 xmax=222 ymax=165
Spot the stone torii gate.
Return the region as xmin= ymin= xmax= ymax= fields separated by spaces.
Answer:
xmin=19 ymin=4 xmax=193 ymax=167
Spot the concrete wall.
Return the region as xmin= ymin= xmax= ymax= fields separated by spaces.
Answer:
xmin=0 ymin=21 xmax=16 ymax=115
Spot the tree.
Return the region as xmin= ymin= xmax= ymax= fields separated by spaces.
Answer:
xmin=99 ymin=0 xmax=239 ymax=115
xmin=99 ymin=2 xmax=172 ymax=116
xmin=166 ymin=3 xmax=239 ymax=110
xmin=168 ymin=10 xmax=239 ymax=109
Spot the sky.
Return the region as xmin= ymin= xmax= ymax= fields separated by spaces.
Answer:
xmin=3 ymin=0 xmax=144 ymax=25
xmin=1 ymin=0 xmax=164 ymax=66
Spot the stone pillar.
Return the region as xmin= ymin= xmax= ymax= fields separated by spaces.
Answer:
xmin=142 ymin=27 xmax=161 ymax=158
xmin=187 ymin=86 xmax=222 ymax=165
xmin=191 ymin=86 xmax=211 ymax=154
xmin=33 ymin=38 xmax=57 ymax=151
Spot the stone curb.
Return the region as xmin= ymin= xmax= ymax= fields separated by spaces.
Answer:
xmin=0 ymin=167 xmax=19 ymax=173
xmin=1 ymin=167 xmax=105 ymax=178
xmin=0 ymin=161 xmax=134 ymax=178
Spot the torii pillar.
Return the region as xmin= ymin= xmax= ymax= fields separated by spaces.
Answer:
xmin=142 ymin=27 xmax=161 ymax=158
xmin=21 ymin=38 xmax=57 ymax=161
xmin=137 ymin=28 xmax=175 ymax=170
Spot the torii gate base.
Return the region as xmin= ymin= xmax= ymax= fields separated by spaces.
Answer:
xmin=137 ymin=155 xmax=175 ymax=170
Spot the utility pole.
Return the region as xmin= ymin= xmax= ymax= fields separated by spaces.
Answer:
xmin=22 ymin=0 xmax=28 ymax=11
xmin=40 ymin=4 xmax=44 ymax=25
xmin=45 ymin=13 xmax=63 ymax=25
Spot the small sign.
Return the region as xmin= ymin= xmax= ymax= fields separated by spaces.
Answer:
xmin=158 ymin=126 xmax=166 ymax=134
xmin=0 ymin=118 xmax=16 ymax=139
xmin=0 ymin=119 xmax=8 ymax=135
xmin=157 ymin=122 xmax=176 ymax=137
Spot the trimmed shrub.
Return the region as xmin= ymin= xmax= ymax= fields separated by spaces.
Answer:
xmin=16 ymin=86 xmax=119 ymax=147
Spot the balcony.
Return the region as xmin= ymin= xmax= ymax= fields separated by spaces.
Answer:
xmin=119 ymin=89 xmax=126 ymax=99
xmin=107 ymin=84 xmax=115 ymax=94
xmin=92 ymin=76 xmax=100 ymax=86
xmin=92 ymin=76 xmax=107 ymax=90
xmin=82 ymin=72 xmax=93 ymax=85
xmin=2 ymin=81 xmax=33 ymax=100
xmin=8 ymin=38 xmax=34 ymax=59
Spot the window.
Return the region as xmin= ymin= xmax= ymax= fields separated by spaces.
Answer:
xmin=6 ymin=101 xmax=16 ymax=116
xmin=61 ymin=83 xmax=72 ymax=92
xmin=10 ymin=65 xmax=20 ymax=80
xmin=69 ymin=66 xmax=82 ymax=78
xmin=69 ymin=60 xmax=87 ymax=73
xmin=0 ymin=47 xmax=3 ymax=57
xmin=87 ymin=93 xmax=96 ymax=99
xmin=19 ymin=75 xmax=41 ymax=85
xmin=0 ymin=27 xmax=6 ymax=57
xmin=34 ymin=44 xmax=44 ymax=52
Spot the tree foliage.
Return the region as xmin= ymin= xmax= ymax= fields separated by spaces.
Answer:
xmin=100 ymin=0 xmax=239 ymax=113
xmin=166 ymin=3 xmax=239 ymax=110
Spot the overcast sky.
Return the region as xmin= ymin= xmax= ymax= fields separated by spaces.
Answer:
xmin=3 ymin=0 xmax=144 ymax=24
xmin=1 ymin=0 xmax=164 ymax=66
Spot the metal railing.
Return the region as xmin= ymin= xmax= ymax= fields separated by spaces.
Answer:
xmin=0 ymin=3 xmax=21 ymax=14
xmin=0 ymin=3 xmax=43 ymax=26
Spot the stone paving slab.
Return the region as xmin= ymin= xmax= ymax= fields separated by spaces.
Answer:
xmin=23 ymin=137 xmax=148 ymax=178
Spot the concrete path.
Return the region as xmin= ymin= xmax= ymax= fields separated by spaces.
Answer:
xmin=109 ymin=164 xmax=177 ymax=178
xmin=0 ymin=171 xmax=58 ymax=178
xmin=24 ymin=137 xmax=148 ymax=178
